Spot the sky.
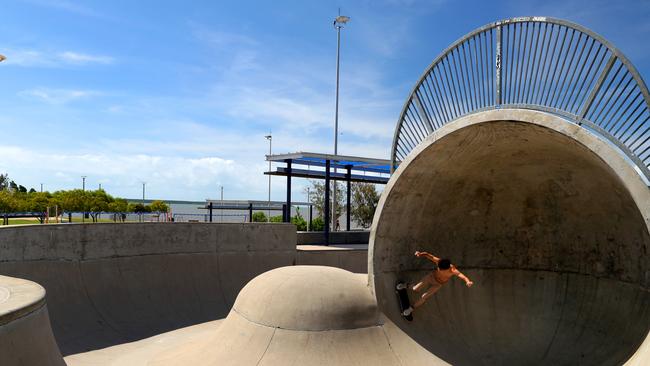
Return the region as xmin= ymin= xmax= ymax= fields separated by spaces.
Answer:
xmin=1 ymin=0 xmax=649 ymax=201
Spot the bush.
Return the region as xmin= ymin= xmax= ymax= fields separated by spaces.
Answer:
xmin=252 ymin=211 xmax=267 ymax=222
xmin=270 ymin=215 xmax=283 ymax=223
xmin=310 ymin=216 xmax=325 ymax=231
xmin=291 ymin=214 xmax=307 ymax=231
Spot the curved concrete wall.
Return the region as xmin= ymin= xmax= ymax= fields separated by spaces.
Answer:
xmin=0 ymin=223 xmax=296 ymax=355
xmin=0 ymin=275 xmax=65 ymax=366
xmin=370 ymin=109 xmax=650 ymax=365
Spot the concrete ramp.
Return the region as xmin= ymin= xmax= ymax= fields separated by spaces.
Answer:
xmin=370 ymin=109 xmax=650 ymax=365
xmin=0 ymin=275 xmax=64 ymax=366
xmin=151 ymin=266 xmax=443 ymax=366
xmin=0 ymin=223 xmax=296 ymax=355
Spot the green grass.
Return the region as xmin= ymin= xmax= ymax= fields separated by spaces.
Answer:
xmin=66 ymin=217 xmax=121 ymax=223
xmin=3 ymin=217 xmax=153 ymax=225
xmin=5 ymin=219 xmax=41 ymax=225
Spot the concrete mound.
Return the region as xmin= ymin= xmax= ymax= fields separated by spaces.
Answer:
xmin=370 ymin=109 xmax=650 ymax=365
xmin=233 ymin=265 xmax=379 ymax=330
xmin=0 ymin=275 xmax=64 ymax=366
xmin=152 ymin=266 xmax=444 ymax=366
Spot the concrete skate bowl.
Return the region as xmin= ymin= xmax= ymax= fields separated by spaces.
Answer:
xmin=152 ymin=265 xmax=442 ymax=365
xmin=0 ymin=223 xmax=297 ymax=356
xmin=371 ymin=17 xmax=650 ymax=366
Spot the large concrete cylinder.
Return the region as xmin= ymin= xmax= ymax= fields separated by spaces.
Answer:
xmin=370 ymin=109 xmax=650 ymax=365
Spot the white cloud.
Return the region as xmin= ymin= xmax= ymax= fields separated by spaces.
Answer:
xmin=191 ymin=25 xmax=258 ymax=47
xmin=23 ymin=0 xmax=103 ymax=18
xmin=18 ymin=88 xmax=99 ymax=104
xmin=58 ymin=51 xmax=113 ymax=64
xmin=0 ymin=145 xmax=267 ymax=200
xmin=1 ymin=49 xmax=114 ymax=67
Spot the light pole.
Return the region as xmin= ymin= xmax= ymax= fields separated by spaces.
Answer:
xmin=265 ymin=133 xmax=272 ymax=222
xmin=220 ymin=185 xmax=224 ymax=222
xmin=307 ymin=187 xmax=311 ymax=231
xmin=81 ymin=176 xmax=87 ymax=223
xmin=332 ymin=12 xmax=350 ymax=232
xmin=141 ymin=182 xmax=146 ymax=222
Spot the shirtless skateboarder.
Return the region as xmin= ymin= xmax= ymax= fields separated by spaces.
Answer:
xmin=398 ymin=251 xmax=474 ymax=317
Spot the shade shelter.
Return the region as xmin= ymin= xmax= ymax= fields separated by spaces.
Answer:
xmin=265 ymin=152 xmax=392 ymax=244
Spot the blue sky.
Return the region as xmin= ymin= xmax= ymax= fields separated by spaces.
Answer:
xmin=1 ymin=0 xmax=649 ymax=201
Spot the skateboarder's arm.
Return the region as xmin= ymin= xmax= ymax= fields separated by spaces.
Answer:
xmin=452 ymin=267 xmax=474 ymax=287
xmin=414 ymin=251 xmax=439 ymax=263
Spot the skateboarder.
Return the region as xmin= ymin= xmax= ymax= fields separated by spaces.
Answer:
xmin=398 ymin=251 xmax=474 ymax=316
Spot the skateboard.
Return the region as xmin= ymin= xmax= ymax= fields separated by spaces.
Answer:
xmin=395 ymin=281 xmax=413 ymax=321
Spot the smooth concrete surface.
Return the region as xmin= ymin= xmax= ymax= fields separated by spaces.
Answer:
xmin=65 ymin=320 xmax=223 ymax=366
xmin=296 ymin=244 xmax=368 ymax=273
xmin=148 ymin=266 xmax=444 ymax=366
xmin=370 ymin=109 xmax=650 ymax=365
xmin=0 ymin=222 xmax=296 ymax=355
xmin=0 ymin=275 xmax=65 ymax=366
xmin=297 ymin=230 xmax=370 ymax=245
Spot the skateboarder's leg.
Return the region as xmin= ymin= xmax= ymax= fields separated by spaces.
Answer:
xmin=412 ymin=272 xmax=433 ymax=292
xmin=413 ymin=282 xmax=442 ymax=309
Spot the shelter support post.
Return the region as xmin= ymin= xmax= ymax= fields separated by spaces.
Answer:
xmin=248 ymin=203 xmax=253 ymax=222
xmin=285 ymin=159 xmax=292 ymax=223
xmin=209 ymin=202 xmax=213 ymax=223
xmin=346 ymin=166 xmax=351 ymax=231
xmin=324 ymin=160 xmax=331 ymax=245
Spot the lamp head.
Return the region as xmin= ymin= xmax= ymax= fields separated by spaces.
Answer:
xmin=334 ymin=15 xmax=350 ymax=27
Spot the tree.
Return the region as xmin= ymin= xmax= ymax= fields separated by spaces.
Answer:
xmin=148 ymin=200 xmax=169 ymax=213
xmin=23 ymin=191 xmax=54 ymax=223
xmin=0 ymin=174 xmax=9 ymax=191
xmin=53 ymin=189 xmax=86 ymax=213
xmin=131 ymin=203 xmax=148 ymax=213
xmin=108 ymin=198 xmax=129 ymax=222
xmin=26 ymin=192 xmax=53 ymax=213
xmin=108 ymin=198 xmax=128 ymax=212
xmin=87 ymin=190 xmax=112 ymax=222
xmin=0 ymin=190 xmax=19 ymax=213
xmin=305 ymin=180 xmax=345 ymax=223
xmin=351 ymin=183 xmax=381 ymax=228
xmin=252 ymin=211 xmax=267 ymax=222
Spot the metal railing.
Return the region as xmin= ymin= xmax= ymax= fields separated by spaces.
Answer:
xmin=391 ymin=16 xmax=650 ymax=182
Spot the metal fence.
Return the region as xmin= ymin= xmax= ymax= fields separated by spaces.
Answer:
xmin=1 ymin=211 xmax=169 ymax=224
xmin=172 ymin=213 xmax=249 ymax=223
xmin=392 ymin=16 xmax=650 ymax=182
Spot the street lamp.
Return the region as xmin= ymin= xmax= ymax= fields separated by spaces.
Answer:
xmin=307 ymin=187 xmax=311 ymax=231
xmin=81 ymin=176 xmax=87 ymax=223
xmin=220 ymin=185 xmax=224 ymax=222
xmin=141 ymin=182 xmax=146 ymax=222
xmin=265 ymin=133 xmax=272 ymax=222
xmin=332 ymin=12 xmax=350 ymax=232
